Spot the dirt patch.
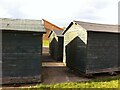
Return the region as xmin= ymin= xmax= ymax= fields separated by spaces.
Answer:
xmin=42 ymin=62 xmax=91 ymax=85
xmin=42 ymin=47 xmax=91 ymax=84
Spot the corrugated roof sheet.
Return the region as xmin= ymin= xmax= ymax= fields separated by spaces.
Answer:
xmin=74 ymin=21 xmax=118 ymax=33
xmin=0 ymin=18 xmax=46 ymax=32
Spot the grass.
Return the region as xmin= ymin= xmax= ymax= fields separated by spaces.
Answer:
xmin=43 ymin=40 xmax=49 ymax=47
xmin=21 ymin=76 xmax=120 ymax=89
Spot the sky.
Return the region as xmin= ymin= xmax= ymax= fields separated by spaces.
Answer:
xmin=0 ymin=0 xmax=119 ymax=27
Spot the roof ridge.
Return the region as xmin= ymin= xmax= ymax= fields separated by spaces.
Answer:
xmin=74 ymin=20 xmax=117 ymax=26
xmin=0 ymin=18 xmax=42 ymax=21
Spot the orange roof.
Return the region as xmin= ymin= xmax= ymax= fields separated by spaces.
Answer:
xmin=42 ymin=19 xmax=63 ymax=30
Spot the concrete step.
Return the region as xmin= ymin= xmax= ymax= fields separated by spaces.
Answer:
xmin=42 ymin=62 xmax=65 ymax=67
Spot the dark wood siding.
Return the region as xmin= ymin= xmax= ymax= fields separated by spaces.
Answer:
xmin=66 ymin=37 xmax=77 ymax=69
xmin=66 ymin=36 xmax=87 ymax=73
xmin=66 ymin=31 xmax=119 ymax=75
xmin=58 ymin=37 xmax=64 ymax=61
xmin=2 ymin=31 xmax=42 ymax=84
xmin=49 ymin=38 xmax=58 ymax=60
xmin=86 ymin=32 xmax=119 ymax=73
xmin=49 ymin=36 xmax=64 ymax=61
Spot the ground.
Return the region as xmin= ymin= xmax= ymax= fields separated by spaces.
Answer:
xmin=42 ymin=47 xmax=90 ymax=84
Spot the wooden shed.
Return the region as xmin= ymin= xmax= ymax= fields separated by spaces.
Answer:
xmin=42 ymin=19 xmax=63 ymax=40
xmin=0 ymin=18 xmax=46 ymax=84
xmin=48 ymin=30 xmax=64 ymax=61
xmin=62 ymin=21 xmax=119 ymax=75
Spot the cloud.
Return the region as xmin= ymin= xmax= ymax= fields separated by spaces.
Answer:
xmin=0 ymin=0 xmax=119 ymax=27
xmin=72 ymin=0 xmax=118 ymax=24
xmin=0 ymin=7 xmax=11 ymax=18
xmin=19 ymin=0 xmax=89 ymax=19
xmin=0 ymin=0 xmax=25 ymax=18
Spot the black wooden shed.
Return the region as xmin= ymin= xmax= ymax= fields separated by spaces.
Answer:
xmin=0 ymin=18 xmax=46 ymax=84
xmin=48 ymin=30 xmax=63 ymax=61
xmin=62 ymin=21 xmax=119 ymax=75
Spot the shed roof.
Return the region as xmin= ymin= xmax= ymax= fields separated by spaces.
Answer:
xmin=42 ymin=19 xmax=63 ymax=30
xmin=75 ymin=21 xmax=118 ymax=33
xmin=0 ymin=18 xmax=46 ymax=32
xmin=48 ymin=30 xmax=63 ymax=38
xmin=62 ymin=21 xmax=118 ymax=34
xmin=53 ymin=30 xmax=63 ymax=36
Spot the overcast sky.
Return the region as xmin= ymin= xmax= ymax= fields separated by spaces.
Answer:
xmin=0 ymin=0 xmax=119 ymax=27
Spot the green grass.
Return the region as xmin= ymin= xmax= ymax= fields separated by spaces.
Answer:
xmin=43 ymin=40 xmax=49 ymax=47
xmin=21 ymin=76 xmax=120 ymax=89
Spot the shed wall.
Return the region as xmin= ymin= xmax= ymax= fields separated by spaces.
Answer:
xmin=66 ymin=37 xmax=77 ymax=69
xmin=2 ymin=31 xmax=42 ymax=84
xmin=49 ymin=37 xmax=58 ymax=60
xmin=63 ymin=23 xmax=87 ymax=64
xmin=58 ymin=37 xmax=64 ymax=61
xmin=49 ymin=32 xmax=63 ymax=61
xmin=63 ymin=24 xmax=80 ymax=64
xmin=66 ymin=36 xmax=87 ymax=73
xmin=86 ymin=32 xmax=119 ymax=73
